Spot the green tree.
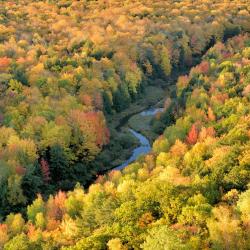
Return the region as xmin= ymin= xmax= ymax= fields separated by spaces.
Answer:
xmin=4 ymin=234 xmax=30 ymax=250
xmin=5 ymin=213 xmax=25 ymax=236
xmin=142 ymin=226 xmax=186 ymax=250
xmin=27 ymin=195 xmax=45 ymax=224
xmin=207 ymin=206 xmax=245 ymax=250
xmin=49 ymin=144 xmax=70 ymax=183
xmin=160 ymin=47 xmax=172 ymax=77
xmin=7 ymin=175 xmax=27 ymax=206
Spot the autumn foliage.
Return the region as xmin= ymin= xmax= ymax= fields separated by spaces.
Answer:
xmin=0 ymin=32 xmax=250 ymax=250
xmin=0 ymin=57 xmax=11 ymax=71
xmin=40 ymin=158 xmax=51 ymax=183
xmin=0 ymin=0 xmax=249 ymax=249
xmin=186 ymin=124 xmax=199 ymax=145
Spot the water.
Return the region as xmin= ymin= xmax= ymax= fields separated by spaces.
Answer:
xmin=140 ymin=108 xmax=164 ymax=116
xmin=115 ymin=107 xmax=164 ymax=170
xmin=114 ymin=129 xmax=151 ymax=170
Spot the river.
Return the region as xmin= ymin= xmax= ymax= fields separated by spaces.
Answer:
xmin=115 ymin=108 xmax=164 ymax=170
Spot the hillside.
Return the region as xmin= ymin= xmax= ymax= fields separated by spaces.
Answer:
xmin=1 ymin=34 xmax=250 ymax=249
xmin=0 ymin=0 xmax=250 ymax=218
xmin=0 ymin=0 xmax=250 ymax=249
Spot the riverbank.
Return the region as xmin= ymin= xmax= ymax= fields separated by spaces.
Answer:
xmin=92 ymin=85 xmax=167 ymax=170
xmin=108 ymin=85 xmax=166 ymax=130
xmin=94 ymin=64 xmax=202 ymax=174
xmin=97 ymin=74 xmax=182 ymax=171
xmin=114 ymin=128 xmax=151 ymax=170
xmin=112 ymin=104 xmax=165 ymax=170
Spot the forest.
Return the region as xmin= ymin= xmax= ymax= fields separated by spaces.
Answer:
xmin=0 ymin=0 xmax=250 ymax=249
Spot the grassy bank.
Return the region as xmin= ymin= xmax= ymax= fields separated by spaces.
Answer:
xmin=107 ymin=85 xmax=166 ymax=129
xmin=95 ymin=85 xmax=167 ymax=170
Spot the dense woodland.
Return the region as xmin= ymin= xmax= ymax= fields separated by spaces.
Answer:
xmin=1 ymin=33 xmax=250 ymax=250
xmin=0 ymin=0 xmax=250 ymax=249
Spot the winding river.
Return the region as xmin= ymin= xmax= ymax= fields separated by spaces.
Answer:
xmin=115 ymin=108 xmax=164 ymax=170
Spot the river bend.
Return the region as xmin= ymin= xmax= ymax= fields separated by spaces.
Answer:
xmin=115 ymin=108 xmax=163 ymax=170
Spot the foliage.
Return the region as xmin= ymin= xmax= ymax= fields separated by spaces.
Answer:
xmin=0 ymin=0 xmax=250 ymax=249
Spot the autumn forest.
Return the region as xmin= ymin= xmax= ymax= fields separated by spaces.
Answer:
xmin=0 ymin=0 xmax=250 ymax=249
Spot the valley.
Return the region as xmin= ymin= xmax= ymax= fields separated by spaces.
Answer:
xmin=0 ymin=0 xmax=249 ymax=249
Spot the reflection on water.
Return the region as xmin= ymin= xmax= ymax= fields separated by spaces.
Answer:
xmin=115 ymin=107 xmax=164 ymax=170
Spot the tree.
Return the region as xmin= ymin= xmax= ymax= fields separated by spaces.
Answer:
xmin=237 ymin=189 xmax=250 ymax=223
xmin=142 ymin=225 xmax=186 ymax=250
xmin=7 ymin=175 xmax=27 ymax=206
xmin=143 ymin=60 xmax=153 ymax=76
xmin=160 ymin=47 xmax=172 ymax=77
xmin=35 ymin=212 xmax=46 ymax=230
xmin=152 ymin=136 xmax=169 ymax=154
xmin=0 ymin=224 xmax=9 ymax=248
xmin=27 ymin=195 xmax=45 ymax=224
xmin=0 ymin=57 xmax=11 ymax=72
xmin=40 ymin=122 xmax=71 ymax=150
xmin=113 ymin=84 xmax=131 ymax=112
xmin=8 ymin=79 xmax=23 ymax=94
xmin=6 ymin=135 xmax=38 ymax=166
xmin=3 ymin=233 xmax=30 ymax=250
xmin=49 ymin=145 xmax=69 ymax=183
xmin=125 ymin=67 xmax=142 ymax=95
xmin=207 ymin=206 xmax=244 ymax=249
xmin=186 ymin=124 xmax=198 ymax=145
xmin=242 ymin=84 xmax=250 ymax=98
xmin=5 ymin=213 xmax=25 ymax=237
xmin=21 ymin=166 xmax=43 ymax=205
xmin=207 ymin=107 xmax=216 ymax=121
xmin=46 ymin=191 xmax=66 ymax=221
xmin=69 ymin=110 xmax=109 ymax=161
xmin=40 ymin=158 xmax=50 ymax=183
xmin=178 ymin=194 xmax=212 ymax=228
xmin=65 ymin=185 xmax=85 ymax=218
xmin=102 ymin=92 xmax=112 ymax=114
xmin=198 ymin=127 xmax=215 ymax=141
xmin=107 ymin=238 xmax=127 ymax=250
xmin=170 ymin=139 xmax=188 ymax=158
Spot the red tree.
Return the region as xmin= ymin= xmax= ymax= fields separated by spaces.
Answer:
xmin=15 ymin=165 xmax=26 ymax=175
xmin=208 ymin=107 xmax=216 ymax=121
xmin=40 ymin=158 xmax=51 ymax=183
xmin=186 ymin=124 xmax=198 ymax=145
xmin=70 ymin=110 xmax=110 ymax=147
xmin=198 ymin=61 xmax=210 ymax=74
xmin=81 ymin=94 xmax=92 ymax=106
xmin=0 ymin=57 xmax=11 ymax=70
